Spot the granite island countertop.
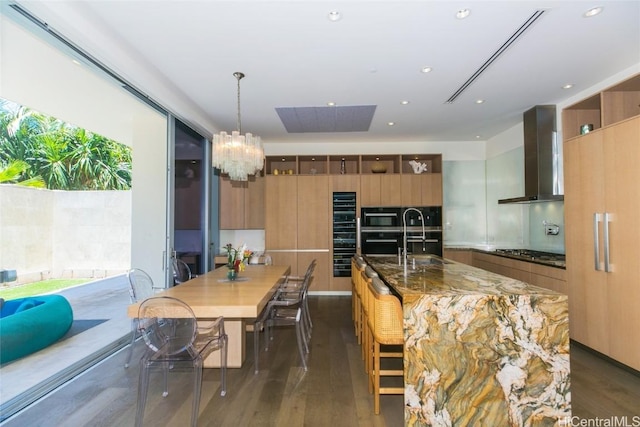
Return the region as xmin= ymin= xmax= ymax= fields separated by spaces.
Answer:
xmin=364 ymin=255 xmax=566 ymax=296
xmin=363 ymin=255 xmax=571 ymax=426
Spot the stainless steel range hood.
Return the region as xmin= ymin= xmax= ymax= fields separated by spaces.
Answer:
xmin=498 ymin=105 xmax=564 ymax=204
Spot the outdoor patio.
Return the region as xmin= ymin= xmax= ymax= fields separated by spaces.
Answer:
xmin=0 ymin=275 xmax=132 ymax=420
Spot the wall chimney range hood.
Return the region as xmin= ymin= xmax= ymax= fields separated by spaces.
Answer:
xmin=498 ymin=105 xmax=564 ymax=204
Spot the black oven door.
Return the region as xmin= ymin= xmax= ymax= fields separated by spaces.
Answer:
xmin=406 ymin=231 xmax=443 ymax=256
xmin=361 ymin=231 xmax=400 ymax=255
xmin=361 ymin=207 xmax=401 ymax=228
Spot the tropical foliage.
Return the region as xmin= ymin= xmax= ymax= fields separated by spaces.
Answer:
xmin=0 ymin=98 xmax=132 ymax=190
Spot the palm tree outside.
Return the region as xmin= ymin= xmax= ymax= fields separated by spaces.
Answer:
xmin=0 ymin=98 xmax=132 ymax=190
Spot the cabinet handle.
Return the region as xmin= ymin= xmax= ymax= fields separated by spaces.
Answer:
xmin=603 ymin=212 xmax=611 ymax=273
xmin=593 ymin=213 xmax=601 ymax=271
xmin=356 ymin=217 xmax=361 ymax=250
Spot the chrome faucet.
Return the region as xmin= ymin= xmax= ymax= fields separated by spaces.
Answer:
xmin=402 ymin=208 xmax=426 ymax=275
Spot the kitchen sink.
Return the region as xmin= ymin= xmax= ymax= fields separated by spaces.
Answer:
xmin=410 ymin=255 xmax=450 ymax=266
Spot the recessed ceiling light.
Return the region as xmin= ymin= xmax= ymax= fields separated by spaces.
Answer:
xmin=584 ymin=7 xmax=603 ymax=17
xmin=476 ymin=135 xmax=482 ymax=139
xmin=400 ymin=100 xmax=410 ymax=105
xmin=328 ymin=11 xmax=342 ymax=22
xmin=421 ymin=66 xmax=433 ymax=73
xmin=456 ymin=9 xmax=471 ymax=19
xmin=387 ymin=122 xmax=395 ymax=126
xmin=475 ymin=99 xmax=485 ymax=104
xmin=327 ymin=102 xmax=336 ymax=106
xmin=72 ymin=59 xmax=82 ymax=66
xmin=562 ymin=84 xmax=574 ymax=89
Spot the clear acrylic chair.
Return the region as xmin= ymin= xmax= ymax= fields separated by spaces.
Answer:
xmin=135 ymin=296 xmax=227 ymax=427
xmin=172 ymin=258 xmax=193 ymax=285
xmin=277 ymin=259 xmax=316 ymax=334
xmin=124 ymin=268 xmax=156 ymax=368
xmin=253 ymin=267 xmax=313 ymax=374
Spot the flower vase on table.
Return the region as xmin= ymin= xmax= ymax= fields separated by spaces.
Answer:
xmin=224 ymin=243 xmax=252 ymax=282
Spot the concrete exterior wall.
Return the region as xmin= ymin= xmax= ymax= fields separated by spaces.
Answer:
xmin=0 ymin=185 xmax=131 ymax=285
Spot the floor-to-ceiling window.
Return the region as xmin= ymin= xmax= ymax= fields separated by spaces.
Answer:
xmin=0 ymin=7 xmax=177 ymax=419
xmin=1 ymin=10 xmax=170 ymax=286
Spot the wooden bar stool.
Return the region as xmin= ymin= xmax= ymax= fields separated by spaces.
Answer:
xmin=360 ymin=265 xmax=378 ymax=371
xmin=368 ymin=277 xmax=404 ymax=415
xmin=351 ymin=256 xmax=364 ymax=330
xmin=352 ymin=257 xmax=367 ymax=345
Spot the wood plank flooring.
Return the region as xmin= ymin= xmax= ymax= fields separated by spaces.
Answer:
xmin=2 ymin=296 xmax=639 ymax=427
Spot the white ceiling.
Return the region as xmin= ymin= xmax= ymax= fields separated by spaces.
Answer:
xmin=13 ymin=1 xmax=640 ymax=144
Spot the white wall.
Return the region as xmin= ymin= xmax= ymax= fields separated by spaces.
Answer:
xmin=0 ymin=186 xmax=131 ymax=285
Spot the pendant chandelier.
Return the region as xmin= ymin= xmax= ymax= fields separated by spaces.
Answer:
xmin=212 ymin=72 xmax=264 ymax=181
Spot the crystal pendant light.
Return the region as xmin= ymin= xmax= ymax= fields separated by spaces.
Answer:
xmin=212 ymin=72 xmax=264 ymax=181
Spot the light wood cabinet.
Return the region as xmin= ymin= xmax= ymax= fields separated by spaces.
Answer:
xmin=472 ymin=252 xmax=531 ymax=283
xmin=219 ymin=174 xmax=264 ymax=229
xmin=265 ymin=175 xmax=297 ymax=249
xmin=471 ymin=252 xmax=567 ymax=294
xmin=443 ymin=249 xmax=473 ymax=265
xmin=379 ymin=175 xmax=402 ymax=206
xmin=265 ymin=175 xmax=331 ymax=291
xmin=359 ymin=174 xmax=402 ymax=206
xmin=359 ymin=175 xmax=382 ymax=206
xmin=360 ymin=174 xmax=402 ymax=206
xmin=296 ymin=176 xmax=329 ymax=249
xmin=563 ymin=73 xmax=640 ymax=371
xmin=400 ymin=174 xmax=443 ymax=206
xmin=564 ymin=131 xmax=609 ymax=355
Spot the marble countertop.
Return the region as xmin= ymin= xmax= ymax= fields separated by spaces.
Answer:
xmin=364 ymin=255 xmax=564 ymax=298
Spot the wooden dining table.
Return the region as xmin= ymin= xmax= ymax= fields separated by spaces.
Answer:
xmin=127 ymin=264 xmax=291 ymax=368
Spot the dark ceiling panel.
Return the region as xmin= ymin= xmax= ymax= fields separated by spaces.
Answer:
xmin=276 ymin=105 xmax=376 ymax=133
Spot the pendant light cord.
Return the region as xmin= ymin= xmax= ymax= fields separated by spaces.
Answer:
xmin=233 ymin=72 xmax=245 ymax=134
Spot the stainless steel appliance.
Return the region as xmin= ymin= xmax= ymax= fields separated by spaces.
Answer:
xmin=360 ymin=206 xmax=442 ymax=256
xmin=361 ymin=231 xmax=401 ymax=255
xmin=494 ymin=249 xmax=565 ymax=262
xmin=404 ymin=231 xmax=443 ymax=257
xmin=498 ymin=105 xmax=564 ymax=204
xmin=361 ymin=207 xmax=401 ymax=227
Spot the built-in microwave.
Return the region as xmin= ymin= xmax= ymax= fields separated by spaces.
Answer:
xmin=361 ymin=207 xmax=401 ymax=228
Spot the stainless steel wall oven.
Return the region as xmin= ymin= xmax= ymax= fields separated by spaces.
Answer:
xmin=360 ymin=206 xmax=442 ymax=256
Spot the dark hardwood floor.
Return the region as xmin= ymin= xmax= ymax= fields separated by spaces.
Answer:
xmin=2 ymin=296 xmax=639 ymax=427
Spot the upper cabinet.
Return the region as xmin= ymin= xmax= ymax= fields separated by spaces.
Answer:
xmin=219 ymin=173 xmax=264 ymax=229
xmin=265 ymin=153 xmax=443 ymax=207
xmin=562 ymin=73 xmax=640 ymax=139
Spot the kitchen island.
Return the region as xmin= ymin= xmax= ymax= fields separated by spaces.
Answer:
xmin=364 ymin=255 xmax=570 ymax=426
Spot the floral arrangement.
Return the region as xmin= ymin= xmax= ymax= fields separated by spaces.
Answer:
xmin=224 ymin=243 xmax=252 ymax=273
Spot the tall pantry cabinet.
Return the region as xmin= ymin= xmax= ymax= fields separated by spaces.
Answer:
xmin=563 ymin=73 xmax=640 ymax=371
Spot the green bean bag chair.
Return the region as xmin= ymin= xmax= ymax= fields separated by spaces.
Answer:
xmin=0 ymin=295 xmax=73 ymax=364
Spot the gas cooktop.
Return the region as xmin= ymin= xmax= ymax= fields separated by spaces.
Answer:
xmin=495 ymin=249 xmax=566 ymax=262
